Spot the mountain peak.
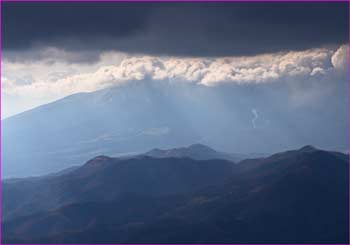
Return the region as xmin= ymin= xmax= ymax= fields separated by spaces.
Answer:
xmin=144 ymin=143 xmax=231 ymax=161
xmin=187 ymin=143 xmax=216 ymax=152
xmin=85 ymin=155 xmax=113 ymax=166
xmin=299 ymin=145 xmax=317 ymax=152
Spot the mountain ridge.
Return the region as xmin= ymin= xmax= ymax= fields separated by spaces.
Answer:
xmin=144 ymin=143 xmax=237 ymax=161
xmin=4 ymin=81 xmax=344 ymax=178
xmin=2 ymin=145 xmax=348 ymax=243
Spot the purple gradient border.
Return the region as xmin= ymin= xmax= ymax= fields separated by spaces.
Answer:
xmin=0 ymin=0 xmax=349 ymax=2
xmin=0 ymin=0 xmax=349 ymax=245
xmin=1 ymin=0 xmax=3 ymax=244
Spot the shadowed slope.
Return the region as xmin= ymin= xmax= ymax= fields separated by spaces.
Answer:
xmin=2 ymin=146 xmax=348 ymax=243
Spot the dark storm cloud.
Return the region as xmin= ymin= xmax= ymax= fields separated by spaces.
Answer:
xmin=2 ymin=2 xmax=349 ymax=57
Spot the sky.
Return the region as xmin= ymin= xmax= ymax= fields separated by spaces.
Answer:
xmin=1 ymin=2 xmax=349 ymax=120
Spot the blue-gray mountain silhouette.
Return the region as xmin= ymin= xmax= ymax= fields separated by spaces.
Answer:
xmin=2 ymin=145 xmax=348 ymax=243
xmin=4 ymin=81 xmax=345 ymax=178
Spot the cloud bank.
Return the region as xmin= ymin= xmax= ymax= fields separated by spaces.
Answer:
xmin=2 ymin=44 xmax=348 ymax=117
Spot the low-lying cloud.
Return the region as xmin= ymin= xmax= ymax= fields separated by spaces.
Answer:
xmin=2 ymin=44 xmax=348 ymax=117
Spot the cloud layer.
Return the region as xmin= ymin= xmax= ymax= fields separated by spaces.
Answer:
xmin=2 ymin=44 xmax=348 ymax=117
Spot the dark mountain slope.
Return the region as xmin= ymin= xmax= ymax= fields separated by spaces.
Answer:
xmin=3 ymin=155 xmax=235 ymax=221
xmin=128 ymin=148 xmax=349 ymax=243
xmin=2 ymin=146 xmax=348 ymax=243
xmin=3 ymin=195 xmax=185 ymax=243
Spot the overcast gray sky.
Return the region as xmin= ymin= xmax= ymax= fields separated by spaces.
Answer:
xmin=1 ymin=2 xmax=349 ymax=119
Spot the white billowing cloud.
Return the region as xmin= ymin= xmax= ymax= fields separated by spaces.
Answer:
xmin=331 ymin=44 xmax=348 ymax=70
xmin=310 ymin=67 xmax=326 ymax=76
xmin=105 ymin=47 xmax=335 ymax=86
xmin=2 ymin=49 xmax=127 ymax=98
xmin=1 ymin=44 xmax=348 ymax=117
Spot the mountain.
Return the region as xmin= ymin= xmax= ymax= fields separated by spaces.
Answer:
xmin=3 ymin=83 xmax=204 ymax=178
xmin=2 ymin=146 xmax=348 ymax=243
xmin=124 ymin=147 xmax=348 ymax=244
xmin=4 ymin=83 xmax=246 ymax=178
xmin=4 ymin=81 xmax=344 ymax=178
xmin=144 ymin=143 xmax=240 ymax=161
xmin=2 ymin=155 xmax=235 ymax=221
xmin=145 ymin=143 xmax=266 ymax=162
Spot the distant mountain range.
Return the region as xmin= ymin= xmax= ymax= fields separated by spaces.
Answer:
xmin=144 ymin=143 xmax=265 ymax=162
xmin=1 ymin=84 xmax=255 ymax=178
xmin=4 ymin=82 xmax=345 ymax=178
xmin=3 ymin=145 xmax=348 ymax=243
